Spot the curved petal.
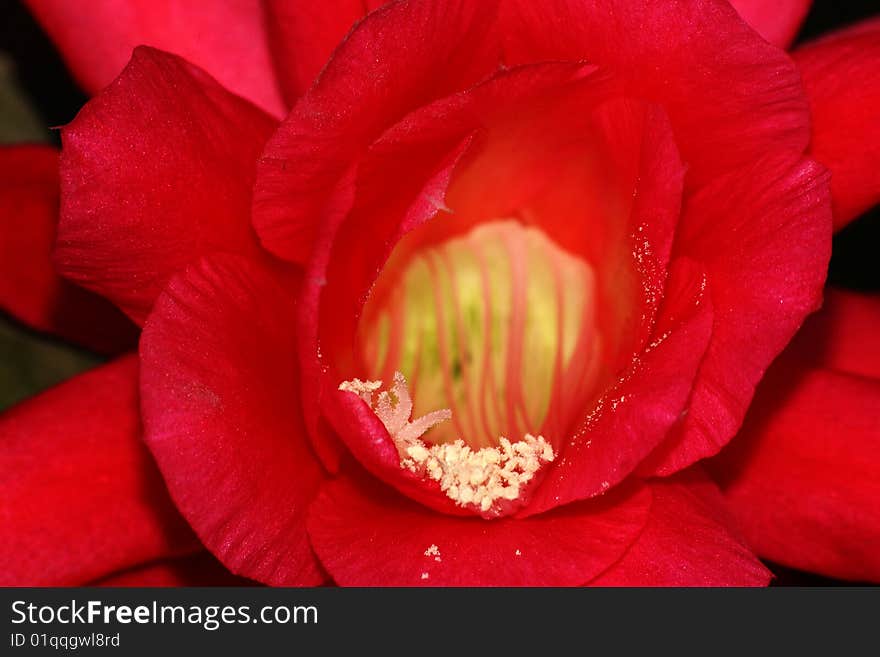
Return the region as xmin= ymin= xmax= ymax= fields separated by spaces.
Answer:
xmin=307 ymin=472 xmax=651 ymax=586
xmin=92 ymin=553 xmax=254 ymax=587
xmin=710 ymin=293 xmax=880 ymax=582
xmin=730 ymin=0 xmax=811 ymax=48
xmin=794 ymin=16 xmax=880 ymax=230
xmin=253 ymin=0 xmax=500 ymax=265
xmin=23 ymin=0 xmax=285 ymax=116
xmin=0 ymin=356 xmax=199 ymax=586
xmin=591 ymin=470 xmax=771 ymax=586
xmin=140 ymin=253 xmax=325 ymax=586
xmin=643 ymin=155 xmax=831 ymax=474
xmin=524 ymin=257 xmax=713 ymax=515
xmin=264 ymin=0 xmax=386 ymax=103
xmin=712 ymin=369 xmax=880 ymax=583
xmin=498 ymin=0 xmax=811 ymax=187
xmin=57 ymin=46 xmax=276 ymax=325
xmin=0 ymin=145 xmax=137 ymax=354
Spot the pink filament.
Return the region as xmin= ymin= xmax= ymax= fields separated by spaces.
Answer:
xmin=358 ymin=220 xmax=601 ymax=451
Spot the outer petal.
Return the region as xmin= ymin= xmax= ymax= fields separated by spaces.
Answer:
xmin=0 ymin=145 xmax=137 ymax=353
xmin=307 ymin=472 xmax=651 ymax=586
xmin=93 ymin=553 xmax=253 ymax=587
xmin=794 ymin=17 xmax=880 ymax=230
xmin=730 ymin=0 xmax=811 ymax=48
xmin=23 ymin=0 xmax=285 ymax=116
xmin=264 ymin=0 xmax=387 ymax=103
xmin=140 ymin=253 xmax=325 ymax=586
xmin=0 ymin=356 xmax=199 ymax=586
xmin=498 ymin=0 xmax=811 ymax=187
xmin=784 ymin=288 xmax=880 ymax=380
xmin=710 ymin=292 xmax=880 ymax=582
xmin=591 ymin=470 xmax=771 ymax=586
xmin=643 ymin=156 xmax=831 ymax=474
xmin=56 ymin=47 xmax=276 ymax=325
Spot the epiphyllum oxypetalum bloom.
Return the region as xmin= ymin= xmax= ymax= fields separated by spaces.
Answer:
xmin=4 ymin=0 xmax=880 ymax=587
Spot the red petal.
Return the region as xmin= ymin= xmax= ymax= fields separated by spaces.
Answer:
xmin=729 ymin=0 xmax=811 ymax=48
xmin=23 ymin=0 xmax=284 ymax=116
xmin=0 ymin=145 xmax=137 ymax=353
xmin=785 ymin=289 xmax=880 ymax=380
xmin=0 ymin=356 xmax=199 ymax=586
xmin=524 ymin=257 xmax=713 ymax=515
xmin=264 ymin=0 xmax=386 ymax=103
xmin=713 ymin=369 xmax=880 ymax=582
xmin=592 ymin=470 xmax=771 ymax=586
xmin=643 ymin=155 xmax=831 ymax=474
xmin=710 ymin=294 xmax=880 ymax=582
xmin=140 ymin=253 xmax=325 ymax=586
xmin=56 ymin=47 xmax=276 ymax=325
xmin=794 ymin=17 xmax=880 ymax=230
xmin=498 ymin=0 xmax=811 ymax=187
xmin=307 ymin=472 xmax=651 ymax=586
xmin=253 ymin=0 xmax=500 ymax=265
xmin=93 ymin=553 xmax=254 ymax=587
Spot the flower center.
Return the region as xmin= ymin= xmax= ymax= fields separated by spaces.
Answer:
xmin=347 ymin=219 xmax=602 ymax=515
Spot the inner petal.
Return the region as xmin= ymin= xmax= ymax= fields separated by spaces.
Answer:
xmin=357 ymin=219 xmax=601 ymax=452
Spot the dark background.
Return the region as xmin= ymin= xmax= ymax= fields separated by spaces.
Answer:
xmin=0 ymin=0 xmax=877 ymax=587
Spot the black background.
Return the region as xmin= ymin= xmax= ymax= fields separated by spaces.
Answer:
xmin=0 ymin=0 xmax=877 ymax=587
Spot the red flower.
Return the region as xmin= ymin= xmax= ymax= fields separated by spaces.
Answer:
xmin=1 ymin=0 xmax=878 ymax=586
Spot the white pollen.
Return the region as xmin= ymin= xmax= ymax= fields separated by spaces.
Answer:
xmin=338 ymin=378 xmax=382 ymax=404
xmin=424 ymin=544 xmax=440 ymax=557
xmin=515 ymin=549 xmax=522 ymax=556
xmin=340 ymin=372 xmax=555 ymax=516
xmin=421 ymin=572 xmax=430 ymax=580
